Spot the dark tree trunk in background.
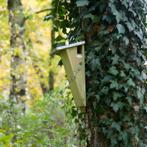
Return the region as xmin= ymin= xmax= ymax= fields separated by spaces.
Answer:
xmin=49 ymin=30 xmax=55 ymax=91
xmin=49 ymin=69 xmax=54 ymax=91
xmin=32 ymin=63 xmax=49 ymax=94
xmin=27 ymin=38 xmax=49 ymax=95
xmin=8 ymin=0 xmax=27 ymax=112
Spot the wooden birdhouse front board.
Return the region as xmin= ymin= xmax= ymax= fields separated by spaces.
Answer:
xmin=56 ymin=42 xmax=86 ymax=110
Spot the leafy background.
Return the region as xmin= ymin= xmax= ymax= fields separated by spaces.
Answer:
xmin=0 ymin=0 xmax=82 ymax=146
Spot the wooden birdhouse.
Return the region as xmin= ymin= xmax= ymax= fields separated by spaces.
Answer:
xmin=55 ymin=41 xmax=86 ymax=111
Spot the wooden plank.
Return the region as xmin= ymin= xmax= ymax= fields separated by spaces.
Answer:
xmin=56 ymin=41 xmax=85 ymax=51
xmin=60 ymin=46 xmax=86 ymax=108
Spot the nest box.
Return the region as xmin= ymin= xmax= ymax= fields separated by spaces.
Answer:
xmin=55 ymin=41 xmax=86 ymax=110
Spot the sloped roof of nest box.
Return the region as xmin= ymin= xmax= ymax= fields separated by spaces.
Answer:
xmin=51 ymin=41 xmax=85 ymax=55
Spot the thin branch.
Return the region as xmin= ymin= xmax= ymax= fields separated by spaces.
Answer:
xmin=25 ymin=8 xmax=51 ymax=20
xmin=35 ymin=8 xmax=51 ymax=14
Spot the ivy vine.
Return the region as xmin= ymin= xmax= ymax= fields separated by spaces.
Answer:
xmin=46 ymin=0 xmax=147 ymax=146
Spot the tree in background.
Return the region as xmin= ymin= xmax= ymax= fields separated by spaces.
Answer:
xmin=49 ymin=30 xmax=55 ymax=91
xmin=8 ymin=0 xmax=27 ymax=112
xmin=0 ymin=1 xmax=76 ymax=146
xmin=50 ymin=0 xmax=147 ymax=146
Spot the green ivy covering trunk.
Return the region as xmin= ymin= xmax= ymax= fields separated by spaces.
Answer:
xmin=49 ymin=0 xmax=147 ymax=146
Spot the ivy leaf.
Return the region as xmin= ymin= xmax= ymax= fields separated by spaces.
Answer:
xmin=111 ymin=102 xmax=124 ymax=112
xmin=111 ymin=122 xmax=121 ymax=132
xmin=128 ymin=8 xmax=137 ymax=17
xmin=127 ymin=97 xmax=132 ymax=105
xmin=108 ymin=66 xmax=119 ymax=76
xmin=109 ymin=3 xmax=122 ymax=23
xmin=120 ymin=71 xmax=126 ymax=77
xmin=83 ymin=14 xmax=94 ymax=20
xmin=136 ymin=87 xmax=144 ymax=104
xmin=123 ymin=62 xmax=130 ymax=70
xmin=101 ymin=87 xmax=109 ymax=94
xmin=101 ymin=75 xmax=113 ymax=83
xmin=116 ymin=24 xmax=125 ymax=34
xmin=123 ymin=37 xmax=129 ymax=46
xmin=76 ymin=0 xmax=89 ymax=7
xmin=121 ymin=131 xmax=128 ymax=142
xmin=141 ymin=71 xmax=147 ymax=80
xmin=112 ymin=55 xmax=119 ymax=65
xmin=144 ymin=106 xmax=147 ymax=112
xmin=134 ymin=29 xmax=143 ymax=40
xmin=126 ymin=22 xmax=134 ymax=32
xmin=113 ymin=92 xmax=122 ymax=101
xmin=91 ymin=58 xmax=101 ymax=71
xmin=127 ymin=78 xmax=135 ymax=87
xmin=122 ymin=1 xmax=129 ymax=8
xmin=110 ymin=81 xmax=119 ymax=89
xmin=111 ymin=103 xmax=119 ymax=112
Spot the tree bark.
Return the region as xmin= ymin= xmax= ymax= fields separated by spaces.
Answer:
xmin=86 ymin=106 xmax=108 ymax=147
xmin=49 ymin=69 xmax=54 ymax=91
xmin=49 ymin=30 xmax=55 ymax=91
xmin=8 ymin=0 xmax=27 ymax=112
xmin=32 ymin=63 xmax=49 ymax=94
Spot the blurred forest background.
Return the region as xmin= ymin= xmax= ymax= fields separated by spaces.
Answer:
xmin=0 ymin=0 xmax=81 ymax=146
xmin=0 ymin=0 xmax=146 ymax=146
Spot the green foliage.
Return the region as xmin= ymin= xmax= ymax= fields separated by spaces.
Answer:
xmin=0 ymin=87 xmax=81 ymax=146
xmin=49 ymin=0 xmax=147 ymax=146
xmin=0 ymin=1 xmax=83 ymax=146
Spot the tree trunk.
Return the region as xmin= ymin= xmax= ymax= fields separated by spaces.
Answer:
xmin=49 ymin=30 xmax=55 ymax=91
xmin=83 ymin=0 xmax=146 ymax=145
xmin=32 ymin=63 xmax=49 ymax=94
xmin=49 ymin=69 xmax=54 ymax=91
xmin=50 ymin=0 xmax=147 ymax=146
xmin=86 ymin=106 xmax=108 ymax=147
xmin=8 ymin=0 xmax=27 ymax=112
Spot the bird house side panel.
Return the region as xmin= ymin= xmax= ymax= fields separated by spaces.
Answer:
xmin=61 ymin=47 xmax=86 ymax=107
